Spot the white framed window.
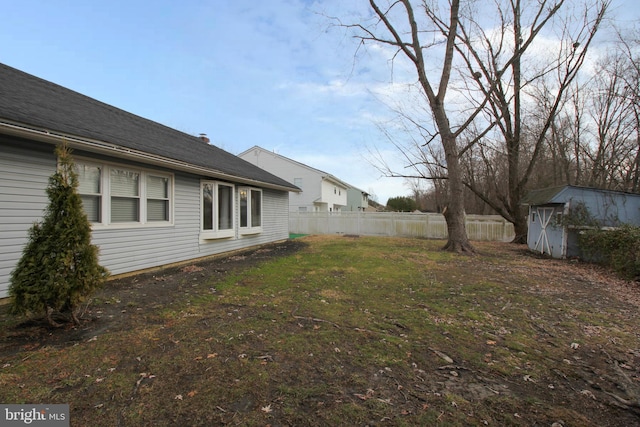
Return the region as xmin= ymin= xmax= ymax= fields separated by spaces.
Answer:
xmin=239 ymin=187 xmax=262 ymax=234
xmin=110 ymin=168 xmax=140 ymax=222
xmin=75 ymin=160 xmax=173 ymax=227
xmin=147 ymin=175 xmax=170 ymax=222
xmin=76 ymin=164 xmax=102 ymax=223
xmin=201 ymin=181 xmax=235 ymax=239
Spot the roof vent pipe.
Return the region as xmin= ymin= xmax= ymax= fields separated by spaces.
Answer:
xmin=199 ymin=133 xmax=210 ymax=144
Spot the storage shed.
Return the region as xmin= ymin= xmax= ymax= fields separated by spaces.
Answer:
xmin=522 ymin=185 xmax=640 ymax=259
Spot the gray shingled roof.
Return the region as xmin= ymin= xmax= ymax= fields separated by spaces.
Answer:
xmin=0 ymin=63 xmax=299 ymax=191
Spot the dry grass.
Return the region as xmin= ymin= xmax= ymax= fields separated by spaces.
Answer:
xmin=1 ymin=235 xmax=639 ymax=426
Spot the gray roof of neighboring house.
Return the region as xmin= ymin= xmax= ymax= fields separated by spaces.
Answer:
xmin=239 ymin=145 xmax=363 ymax=192
xmin=0 ymin=63 xmax=299 ymax=192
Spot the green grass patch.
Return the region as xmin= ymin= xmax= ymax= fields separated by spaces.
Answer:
xmin=1 ymin=236 xmax=638 ymax=426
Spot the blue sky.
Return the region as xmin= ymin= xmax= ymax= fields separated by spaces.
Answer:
xmin=1 ymin=1 xmax=639 ymax=204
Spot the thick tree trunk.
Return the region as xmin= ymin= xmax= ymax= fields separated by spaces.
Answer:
xmin=442 ymin=203 xmax=474 ymax=252
xmin=440 ymin=132 xmax=475 ymax=254
xmin=366 ymin=0 xmax=473 ymax=253
xmin=511 ymin=211 xmax=528 ymax=244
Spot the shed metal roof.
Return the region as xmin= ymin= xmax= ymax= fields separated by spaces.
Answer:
xmin=520 ymin=185 xmax=569 ymax=205
xmin=521 ymin=185 xmax=640 ymax=206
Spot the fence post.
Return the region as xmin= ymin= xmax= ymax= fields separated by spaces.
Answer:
xmin=391 ymin=213 xmax=395 ymax=236
xmin=326 ymin=211 xmax=330 ymax=235
xmin=425 ymin=214 xmax=430 ymax=238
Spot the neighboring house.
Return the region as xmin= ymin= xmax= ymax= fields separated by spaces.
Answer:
xmin=346 ymin=187 xmax=370 ymax=212
xmin=239 ymin=146 xmax=364 ymax=212
xmin=521 ymin=185 xmax=640 ymax=259
xmin=0 ymin=63 xmax=300 ymax=299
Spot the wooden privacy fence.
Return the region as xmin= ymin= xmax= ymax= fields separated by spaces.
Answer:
xmin=289 ymin=212 xmax=515 ymax=242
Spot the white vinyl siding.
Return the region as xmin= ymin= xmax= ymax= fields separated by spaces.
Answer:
xmin=321 ymin=179 xmax=348 ymax=212
xmin=0 ymin=137 xmax=54 ymax=298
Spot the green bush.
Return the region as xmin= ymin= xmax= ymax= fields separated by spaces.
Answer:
xmin=9 ymin=143 xmax=109 ymax=325
xmin=386 ymin=196 xmax=417 ymax=212
xmin=579 ymin=224 xmax=640 ymax=279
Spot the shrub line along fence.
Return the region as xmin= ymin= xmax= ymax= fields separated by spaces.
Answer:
xmin=289 ymin=211 xmax=515 ymax=242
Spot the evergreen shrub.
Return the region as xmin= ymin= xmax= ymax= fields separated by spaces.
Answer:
xmin=9 ymin=143 xmax=109 ymax=325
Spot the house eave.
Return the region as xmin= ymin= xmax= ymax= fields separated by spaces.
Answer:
xmin=0 ymin=120 xmax=300 ymax=193
xmin=322 ymin=175 xmax=349 ymax=189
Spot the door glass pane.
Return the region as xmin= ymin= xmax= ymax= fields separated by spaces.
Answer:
xmin=251 ymin=190 xmax=261 ymax=227
xmin=218 ymin=185 xmax=233 ymax=230
xmin=240 ymin=189 xmax=248 ymax=227
xmin=202 ymin=183 xmax=213 ymax=230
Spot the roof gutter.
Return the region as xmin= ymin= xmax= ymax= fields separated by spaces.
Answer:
xmin=0 ymin=120 xmax=300 ymax=193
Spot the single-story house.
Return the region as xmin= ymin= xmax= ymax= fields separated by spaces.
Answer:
xmin=0 ymin=63 xmax=300 ymax=299
xmin=238 ymin=145 xmax=367 ymax=212
xmin=521 ymin=185 xmax=640 ymax=259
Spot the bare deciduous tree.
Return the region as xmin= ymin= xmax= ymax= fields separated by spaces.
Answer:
xmin=585 ymin=52 xmax=638 ymax=189
xmin=348 ymin=0 xmax=476 ymax=253
xmin=530 ymin=24 xmax=640 ymax=194
xmin=451 ymin=0 xmax=609 ymax=242
xmin=343 ymin=0 xmax=609 ymax=246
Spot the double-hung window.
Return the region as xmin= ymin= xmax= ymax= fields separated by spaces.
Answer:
xmin=239 ymin=187 xmax=262 ymax=234
xmin=110 ymin=168 xmax=140 ymax=222
xmin=76 ymin=164 xmax=102 ymax=223
xmin=201 ymin=181 xmax=235 ymax=239
xmin=75 ymin=160 xmax=173 ymax=226
xmin=147 ymin=175 xmax=170 ymax=222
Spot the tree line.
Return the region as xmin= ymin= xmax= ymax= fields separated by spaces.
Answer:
xmin=341 ymin=0 xmax=636 ymax=248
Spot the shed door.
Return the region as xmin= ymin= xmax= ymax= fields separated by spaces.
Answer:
xmin=533 ymin=207 xmax=556 ymax=256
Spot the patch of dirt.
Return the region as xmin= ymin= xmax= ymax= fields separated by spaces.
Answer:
xmin=0 ymin=239 xmax=308 ymax=357
xmin=466 ymin=241 xmax=639 ymax=304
